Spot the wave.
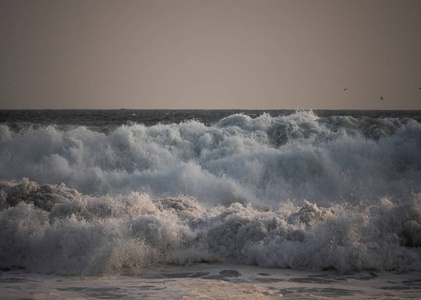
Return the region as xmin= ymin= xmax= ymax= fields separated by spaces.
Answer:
xmin=1 ymin=110 xmax=421 ymax=274
xmin=0 ymin=110 xmax=420 ymax=204
xmin=1 ymin=179 xmax=420 ymax=275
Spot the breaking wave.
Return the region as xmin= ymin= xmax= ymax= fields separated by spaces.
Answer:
xmin=1 ymin=110 xmax=420 ymax=274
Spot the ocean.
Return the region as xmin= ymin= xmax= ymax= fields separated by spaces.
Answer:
xmin=1 ymin=109 xmax=421 ymax=299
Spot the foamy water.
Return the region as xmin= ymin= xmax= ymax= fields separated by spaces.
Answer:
xmin=1 ymin=109 xmax=421 ymax=298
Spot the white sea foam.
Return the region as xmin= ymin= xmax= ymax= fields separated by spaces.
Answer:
xmin=0 ymin=111 xmax=420 ymax=204
xmin=0 ymin=179 xmax=420 ymax=275
xmin=0 ymin=111 xmax=420 ymax=274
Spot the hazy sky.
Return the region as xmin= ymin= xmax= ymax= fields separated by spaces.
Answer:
xmin=1 ymin=0 xmax=420 ymax=109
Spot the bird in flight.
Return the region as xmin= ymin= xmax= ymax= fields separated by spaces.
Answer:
xmin=343 ymin=88 xmax=348 ymax=91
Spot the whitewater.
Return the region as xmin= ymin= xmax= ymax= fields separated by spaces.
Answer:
xmin=1 ymin=109 xmax=420 ymax=299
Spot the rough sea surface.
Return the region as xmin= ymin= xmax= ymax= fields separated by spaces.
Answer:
xmin=1 ymin=109 xmax=420 ymax=299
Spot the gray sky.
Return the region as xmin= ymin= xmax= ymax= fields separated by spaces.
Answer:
xmin=1 ymin=0 xmax=420 ymax=109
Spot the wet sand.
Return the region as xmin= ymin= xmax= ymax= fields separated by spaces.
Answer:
xmin=1 ymin=263 xmax=421 ymax=299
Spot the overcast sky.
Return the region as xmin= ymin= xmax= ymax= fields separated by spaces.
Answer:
xmin=1 ymin=0 xmax=420 ymax=109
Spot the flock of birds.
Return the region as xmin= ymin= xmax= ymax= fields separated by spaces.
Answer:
xmin=343 ymin=87 xmax=421 ymax=100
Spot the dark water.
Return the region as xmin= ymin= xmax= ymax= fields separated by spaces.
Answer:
xmin=1 ymin=109 xmax=420 ymax=129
